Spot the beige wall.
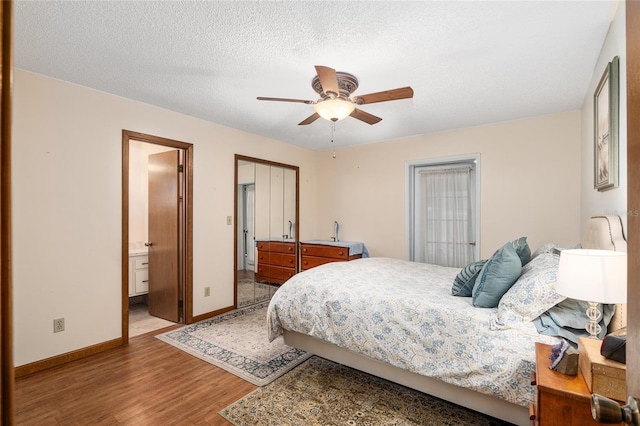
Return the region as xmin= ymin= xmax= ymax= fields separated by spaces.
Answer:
xmin=580 ymin=1 xmax=628 ymax=233
xmin=314 ymin=111 xmax=582 ymax=259
xmin=12 ymin=70 xmax=318 ymax=366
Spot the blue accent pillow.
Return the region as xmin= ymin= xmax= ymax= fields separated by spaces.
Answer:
xmin=472 ymin=243 xmax=522 ymax=308
xmin=510 ymin=236 xmax=531 ymax=266
xmin=451 ymin=259 xmax=487 ymax=297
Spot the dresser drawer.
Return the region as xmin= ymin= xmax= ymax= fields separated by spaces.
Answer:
xmin=301 ymin=255 xmax=346 ymax=270
xmin=256 ymin=241 xmax=296 ymax=254
xmin=256 ymin=264 xmax=296 ymax=281
xmin=257 ymin=252 xmax=295 ymax=268
xmin=134 ymin=269 xmax=149 ymax=294
xmin=300 ymin=244 xmax=349 ymax=259
xmin=133 ymin=256 xmax=149 ymax=270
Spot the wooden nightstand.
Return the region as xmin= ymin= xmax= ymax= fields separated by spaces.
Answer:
xmin=532 ymin=342 xmax=623 ymax=426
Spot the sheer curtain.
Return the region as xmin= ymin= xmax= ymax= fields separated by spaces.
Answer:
xmin=416 ymin=167 xmax=473 ymax=268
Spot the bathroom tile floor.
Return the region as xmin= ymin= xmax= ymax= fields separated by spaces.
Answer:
xmin=129 ymin=303 xmax=176 ymax=338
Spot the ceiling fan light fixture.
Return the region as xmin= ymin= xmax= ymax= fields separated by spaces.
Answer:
xmin=314 ymin=99 xmax=355 ymax=122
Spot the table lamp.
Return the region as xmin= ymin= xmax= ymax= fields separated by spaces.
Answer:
xmin=555 ymin=249 xmax=627 ymax=339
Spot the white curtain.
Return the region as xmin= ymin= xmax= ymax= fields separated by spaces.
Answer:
xmin=416 ymin=167 xmax=473 ymax=268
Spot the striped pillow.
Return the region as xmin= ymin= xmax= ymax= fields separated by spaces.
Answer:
xmin=451 ymin=259 xmax=488 ymax=297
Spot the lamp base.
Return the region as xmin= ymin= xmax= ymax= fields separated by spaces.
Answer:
xmin=586 ymin=301 xmax=603 ymax=339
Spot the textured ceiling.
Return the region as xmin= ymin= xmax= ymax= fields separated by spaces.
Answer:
xmin=15 ymin=1 xmax=619 ymax=151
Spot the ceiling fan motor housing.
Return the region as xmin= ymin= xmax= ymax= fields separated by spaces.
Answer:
xmin=312 ymin=71 xmax=359 ymax=101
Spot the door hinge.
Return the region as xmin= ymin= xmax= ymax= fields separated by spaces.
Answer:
xmin=178 ymin=164 xmax=184 ymax=173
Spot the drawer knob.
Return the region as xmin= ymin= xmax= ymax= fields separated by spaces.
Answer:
xmin=339 ymin=251 xmax=344 ymax=256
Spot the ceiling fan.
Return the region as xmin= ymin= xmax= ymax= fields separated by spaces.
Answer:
xmin=257 ymin=65 xmax=414 ymax=126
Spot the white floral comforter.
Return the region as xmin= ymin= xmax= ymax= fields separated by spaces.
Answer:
xmin=267 ymin=257 xmax=558 ymax=407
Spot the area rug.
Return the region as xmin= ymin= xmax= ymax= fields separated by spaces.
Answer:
xmin=219 ymin=356 xmax=512 ymax=426
xmin=237 ymin=278 xmax=274 ymax=308
xmin=155 ymin=302 xmax=311 ymax=386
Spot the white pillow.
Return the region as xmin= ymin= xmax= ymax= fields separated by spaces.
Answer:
xmin=495 ymin=251 xmax=566 ymax=325
xmin=530 ymin=243 xmax=562 ymax=260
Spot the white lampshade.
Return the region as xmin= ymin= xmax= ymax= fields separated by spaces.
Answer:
xmin=314 ymin=99 xmax=355 ymax=122
xmin=555 ymin=249 xmax=627 ymax=303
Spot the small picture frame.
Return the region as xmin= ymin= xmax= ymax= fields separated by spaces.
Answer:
xmin=594 ymin=56 xmax=619 ymax=192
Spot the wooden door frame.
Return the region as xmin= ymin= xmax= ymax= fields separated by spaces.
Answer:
xmin=626 ymin=0 xmax=639 ymax=399
xmin=122 ymin=130 xmax=194 ymax=342
xmin=1 ymin=1 xmax=13 ymax=423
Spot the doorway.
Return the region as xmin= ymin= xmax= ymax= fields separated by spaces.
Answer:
xmin=406 ymin=154 xmax=480 ymax=267
xmin=121 ymin=130 xmax=194 ymax=342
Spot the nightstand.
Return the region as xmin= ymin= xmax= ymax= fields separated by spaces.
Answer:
xmin=532 ymin=342 xmax=623 ymax=426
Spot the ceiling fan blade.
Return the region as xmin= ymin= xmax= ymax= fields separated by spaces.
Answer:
xmin=314 ymin=65 xmax=340 ymax=97
xmin=257 ymin=96 xmax=315 ymax=104
xmin=350 ymin=108 xmax=382 ymax=125
xmin=353 ymin=86 xmax=414 ymax=105
xmin=298 ymin=112 xmax=321 ymax=125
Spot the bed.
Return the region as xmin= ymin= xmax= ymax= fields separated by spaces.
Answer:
xmin=266 ymin=215 xmax=626 ymax=426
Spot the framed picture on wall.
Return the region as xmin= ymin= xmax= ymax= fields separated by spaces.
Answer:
xmin=594 ymin=56 xmax=619 ymax=191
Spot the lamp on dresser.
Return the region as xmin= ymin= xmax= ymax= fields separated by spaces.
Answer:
xmin=555 ymin=249 xmax=627 ymax=339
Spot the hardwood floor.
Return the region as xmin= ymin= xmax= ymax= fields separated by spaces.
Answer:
xmin=15 ymin=328 xmax=256 ymax=425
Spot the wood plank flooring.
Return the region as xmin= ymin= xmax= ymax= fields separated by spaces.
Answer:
xmin=14 ymin=326 xmax=256 ymax=425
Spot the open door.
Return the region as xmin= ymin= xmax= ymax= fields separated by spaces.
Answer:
xmin=147 ymin=150 xmax=181 ymax=322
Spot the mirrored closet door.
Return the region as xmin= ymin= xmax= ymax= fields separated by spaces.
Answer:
xmin=235 ymin=155 xmax=299 ymax=307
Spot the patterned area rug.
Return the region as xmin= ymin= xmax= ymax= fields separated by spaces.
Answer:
xmin=155 ymin=303 xmax=311 ymax=386
xmin=220 ymin=356 xmax=513 ymax=426
xmin=237 ymin=278 xmax=274 ymax=308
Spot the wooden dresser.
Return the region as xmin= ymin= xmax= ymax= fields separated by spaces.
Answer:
xmin=255 ymin=240 xmax=296 ymax=284
xmin=531 ymin=342 xmax=623 ymax=426
xmin=300 ymin=241 xmax=364 ymax=271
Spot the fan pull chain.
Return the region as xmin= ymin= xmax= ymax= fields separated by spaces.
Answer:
xmin=331 ymin=122 xmax=336 ymax=158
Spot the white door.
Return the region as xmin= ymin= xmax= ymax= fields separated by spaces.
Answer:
xmin=408 ymin=157 xmax=479 ymax=267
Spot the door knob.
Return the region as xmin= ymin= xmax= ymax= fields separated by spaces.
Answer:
xmin=591 ymin=394 xmax=640 ymax=424
xmin=144 ymin=242 xmax=153 ymax=247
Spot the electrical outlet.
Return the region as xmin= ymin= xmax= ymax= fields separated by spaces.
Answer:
xmin=204 ymin=286 xmax=210 ymax=297
xmin=53 ymin=318 xmax=65 ymax=333
xmin=226 ymin=216 xmax=232 ymax=225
